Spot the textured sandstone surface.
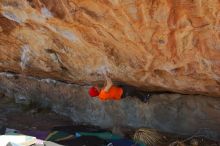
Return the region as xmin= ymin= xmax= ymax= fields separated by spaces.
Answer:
xmin=0 ymin=0 xmax=220 ymax=96
xmin=0 ymin=73 xmax=220 ymax=140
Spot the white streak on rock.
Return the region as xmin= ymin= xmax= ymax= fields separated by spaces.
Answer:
xmin=20 ymin=45 xmax=30 ymax=70
xmin=41 ymin=7 xmax=53 ymax=18
xmin=0 ymin=72 xmax=14 ymax=78
xmin=60 ymin=30 xmax=78 ymax=42
xmin=2 ymin=10 xmax=27 ymax=24
xmin=41 ymin=78 xmax=57 ymax=84
xmin=29 ymin=12 xmax=46 ymax=23
xmin=2 ymin=11 xmax=21 ymax=23
xmin=46 ymin=25 xmax=78 ymax=42
xmin=49 ymin=53 xmax=59 ymax=63
xmin=96 ymin=65 xmax=110 ymax=75
xmin=15 ymin=95 xmax=28 ymax=104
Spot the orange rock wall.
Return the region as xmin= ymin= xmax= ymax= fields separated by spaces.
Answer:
xmin=0 ymin=0 xmax=220 ymax=96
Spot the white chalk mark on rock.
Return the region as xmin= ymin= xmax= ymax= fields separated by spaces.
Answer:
xmin=0 ymin=72 xmax=14 ymax=78
xmin=41 ymin=7 xmax=53 ymax=18
xmin=2 ymin=11 xmax=21 ymax=23
xmin=16 ymin=95 xmax=28 ymax=104
xmin=47 ymin=25 xmax=78 ymax=42
xmin=2 ymin=10 xmax=27 ymax=24
xmin=49 ymin=53 xmax=59 ymax=63
xmin=20 ymin=45 xmax=30 ymax=70
xmin=41 ymin=78 xmax=57 ymax=84
xmin=60 ymin=30 xmax=78 ymax=42
xmin=97 ymin=65 xmax=110 ymax=75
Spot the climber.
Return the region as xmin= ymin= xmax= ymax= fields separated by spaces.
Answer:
xmin=89 ymin=74 xmax=122 ymax=100
xmin=88 ymin=74 xmax=151 ymax=103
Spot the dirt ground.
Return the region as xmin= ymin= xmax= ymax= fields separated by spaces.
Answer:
xmin=0 ymin=95 xmax=219 ymax=146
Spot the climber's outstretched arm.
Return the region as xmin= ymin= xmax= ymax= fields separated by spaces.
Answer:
xmin=104 ymin=74 xmax=113 ymax=92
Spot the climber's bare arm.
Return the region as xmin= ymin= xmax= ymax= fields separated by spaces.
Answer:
xmin=104 ymin=75 xmax=113 ymax=92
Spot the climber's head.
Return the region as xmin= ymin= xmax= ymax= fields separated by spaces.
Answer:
xmin=88 ymin=85 xmax=100 ymax=97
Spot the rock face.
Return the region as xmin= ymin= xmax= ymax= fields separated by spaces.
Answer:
xmin=0 ymin=0 xmax=220 ymax=96
xmin=0 ymin=0 xmax=220 ymax=140
xmin=0 ymin=73 xmax=220 ymax=140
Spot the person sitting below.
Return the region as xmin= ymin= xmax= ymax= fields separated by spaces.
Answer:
xmin=88 ymin=75 xmax=151 ymax=103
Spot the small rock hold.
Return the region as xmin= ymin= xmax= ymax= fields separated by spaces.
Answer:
xmin=0 ymin=26 xmax=3 ymax=32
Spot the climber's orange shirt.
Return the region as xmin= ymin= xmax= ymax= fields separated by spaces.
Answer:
xmin=98 ymin=86 xmax=123 ymax=100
